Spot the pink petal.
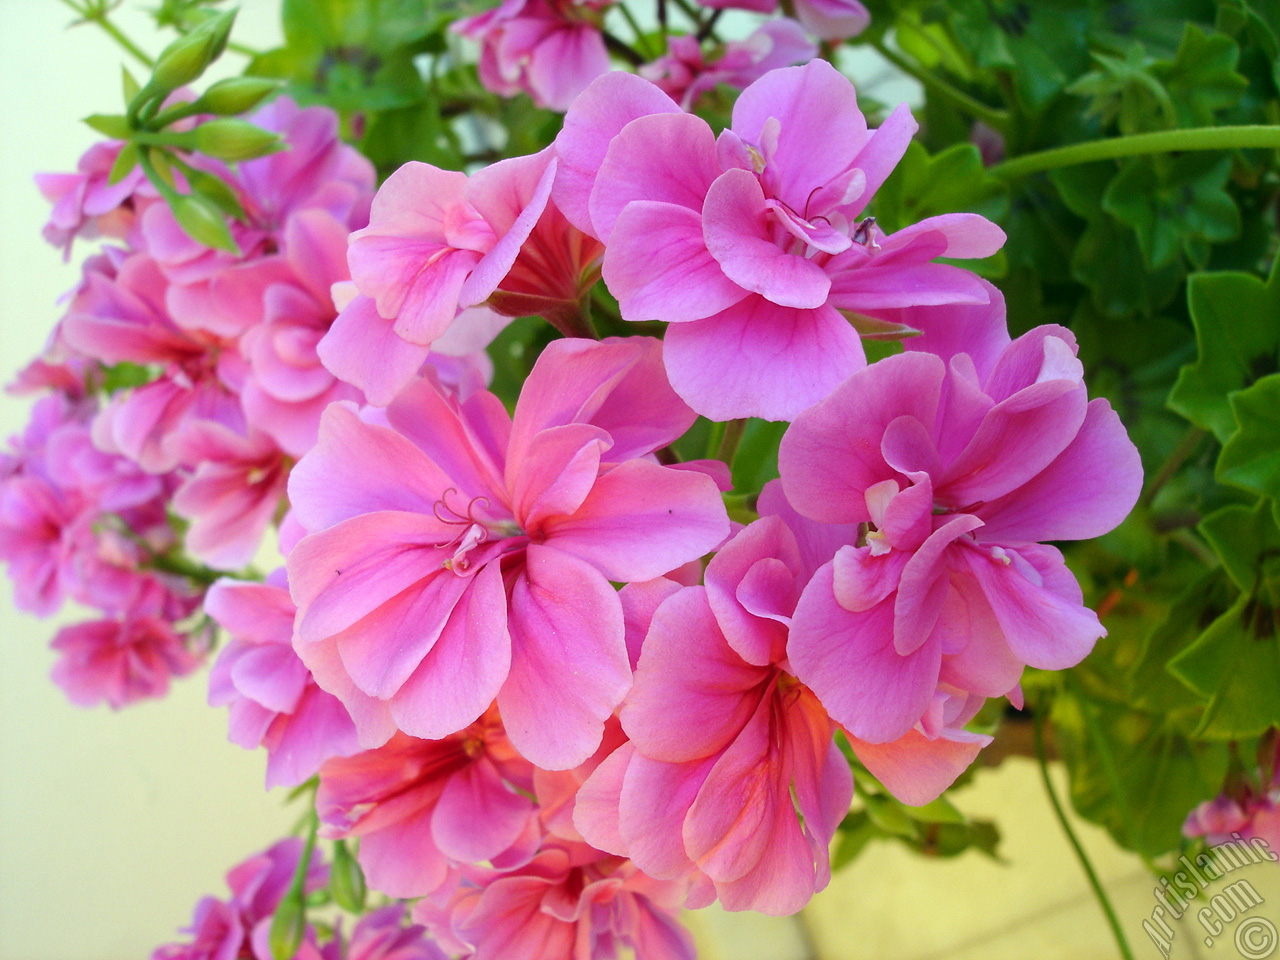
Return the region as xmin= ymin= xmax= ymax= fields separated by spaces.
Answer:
xmin=432 ymin=756 xmax=534 ymax=862
xmin=848 ymin=727 xmax=988 ymax=806
xmin=317 ymin=294 xmax=430 ymax=407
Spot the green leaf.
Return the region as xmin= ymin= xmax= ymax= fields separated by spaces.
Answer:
xmin=121 ymin=66 xmax=141 ymax=104
xmin=863 ymin=794 xmax=920 ymax=838
xmin=1217 ymin=374 xmax=1280 ymax=499
xmin=1167 ymin=260 xmax=1280 ymax=440
xmin=830 ymin=810 xmax=877 ymax=871
xmin=902 ymin=795 xmax=966 ymax=824
xmin=83 ymin=113 xmax=132 ymax=139
xmin=1198 ymin=500 xmax=1280 ymax=600
xmin=872 ymin=140 xmax=1010 ymax=237
xmin=1153 ymin=23 xmax=1249 ymax=127
xmin=1102 ymin=154 xmax=1240 ymax=270
xmin=100 ymin=361 xmax=154 ymax=394
xmin=1169 ymin=592 xmax=1280 ymax=738
xmin=107 ymin=143 xmax=140 ymax=185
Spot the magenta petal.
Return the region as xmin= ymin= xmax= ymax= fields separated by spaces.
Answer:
xmin=460 ymin=151 xmax=557 ymax=306
xmin=779 ymin=351 xmax=945 ymax=523
xmin=893 ymin=514 xmax=982 ymax=656
xmin=619 ymin=751 xmax=711 ymax=880
xmin=553 ymin=71 xmax=682 ymax=236
xmin=790 ymin=563 xmax=940 ymax=743
xmin=620 ymin=577 xmax=685 ymax=670
xmin=545 ymin=459 xmax=729 ymax=583
xmin=573 ymin=742 xmax=634 ymax=855
xmin=358 ymin=812 xmax=452 ymax=899
xmin=756 ymin=480 xmax=860 ymax=581
xmin=705 ymin=516 xmax=803 ymax=666
xmin=881 ymin=213 xmax=1006 ymax=260
xmin=663 ymin=298 xmax=864 ymax=422
xmin=432 ymin=756 xmax=534 ymax=862
xmin=848 ymin=728 xmax=988 ymax=806
xmin=702 ymin=169 xmax=831 ymax=309
xmin=977 ymin=399 xmax=1143 ymax=543
xmin=498 ymin=545 xmax=630 ymax=770
xmin=387 ymin=560 xmax=512 ymax=739
xmin=589 ymin=112 xmax=722 ymax=240
xmin=602 ymin=201 xmax=749 ymax=323
xmin=831 ymin=544 xmax=908 ymax=613
xmin=508 ymin=423 xmax=609 ymax=529
xmin=262 ymin=688 xmax=361 ymax=789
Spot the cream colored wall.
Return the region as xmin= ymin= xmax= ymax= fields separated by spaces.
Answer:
xmin=0 ymin=4 xmax=295 ymax=959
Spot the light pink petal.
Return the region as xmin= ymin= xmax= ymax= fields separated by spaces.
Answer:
xmin=263 ymin=687 xmax=361 ymax=789
xmin=620 ymin=577 xmax=684 ymax=670
xmin=663 ymin=298 xmax=864 ymax=421
xmin=432 ymin=756 xmax=534 ymax=862
xmin=317 ymin=294 xmax=430 ymax=406
xmin=619 ymin=751 xmax=711 ymax=880
xmin=705 ymin=516 xmax=803 ymax=666
xmin=794 ymin=0 xmax=869 ymax=40
xmin=893 ymin=513 xmax=983 ymax=655
xmin=589 ymin=112 xmax=721 ymax=240
xmin=789 ymin=563 xmax=940 ymax=743
xmin=509 ymin=423 xmax=609 ymax=530
xmin=545 ymin=459 xmax=728 ymax=583
xmin=602 ymin=201 xmax=749 ymax=323
xmin=572 ymin=742 xmax=635 ymax=855
xmin=358 ymin=812 xmax=452 ymax=899
xmin=553 ymin=71 xmax=682 ymax=237
xmin=524 ymin=25 xmax=611 ymax=111
xmin=387 ymin=560 xmax=512 ymax=739
xmin=848 ymin=727 xmax=988 ymax=806
xmin=460 ymin=152 xmax=557 ymax=306
xmin=880 ymin=213 xmax=1006 ymax=260
xmin=498 ymin=545 xmax=630 ymax=770
xmin=779 ymin=351 xmax=944 ymax=523
xmin=977 ymin=399 xmax=1143 ymax=543
xmin=702 ymin=169 xmax=831 ymax=309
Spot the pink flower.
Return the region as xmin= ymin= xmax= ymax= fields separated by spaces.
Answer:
xmin=455 ymin=0 xmax=613 ymax=111
xmin=697 ymin=0 xmax=869 ymax=40
xmin=316 ymin=710 xmax=536 ymax=898
xmin=639 ymin=23 xmax=816 ymax=110
xmin=287 ymin=337 xmax=728 ymax=769
xmin=152 ymin=838 xmax=328 ymax=960
xmin=779 ymin=314 xmax=1143 ymax=744
xmin=322 ymin=905 xmax=447 ymax=960
xmin=206 ymin=571 xmax=361 ymax=789
xmin=555 ymin=60 xmax=1005 ymax=419
xmin=50 ymin=612 xmax=203 ymax=709
xmin=337 ymin=149 xmax=603 ymax=403
xmin=35 ymin=140 xmax=148 ymax=259
xmin=575 ymin=582 xmax=853 ymax=915
xmin=1185 ymin=794 xmax=1280 ymax=853
xmin=415 ymin=838 xmax=695 ymax=960
xmin=239 ymin=210 xmax=365 ymax=455
xmin=171 ymin=422 xmax=288 ymax=570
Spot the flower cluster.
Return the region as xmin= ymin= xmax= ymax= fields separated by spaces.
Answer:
xmin=13 ymin=27 xmax=1145 ymax=960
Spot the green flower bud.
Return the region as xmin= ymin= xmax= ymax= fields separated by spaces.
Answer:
xmin=168 ymin=192 xmax=239 ymax=253
xmin=196 ymin=77 xmax=280 ymax=116
xmin=330 ymin=840 xmax=367 ymax=913
xmin=193 ymin=119 xmax=285 ymax=162
xmin=268 ymin=891 xmax=306 ymax=960
xmin=151 ymin=28 xmax=220 ymax=91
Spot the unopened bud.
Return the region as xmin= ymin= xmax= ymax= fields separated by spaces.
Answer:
xmin=197 ymin=77 xmax=280 ymax=116
xmin=152 ymin=29 xmax=219 ymax=91
xmin=193 ymin=119 xmax=285 ymax=162
xmin=169 ymin=192 xmax=239 ymax=253
xmin=329 ymin=840 xmax=367 ymax=912
xmin=268 ymin=891 xmax=306 ymax=960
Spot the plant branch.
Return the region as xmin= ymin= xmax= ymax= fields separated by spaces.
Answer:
xmin=603 ymin=31 xmax=646 ymax=66
xmin=991 ymin=125 xmax=1280 ymax=181
xmin=1034 ymin=700 xmax=1136 ymax=960
xmin=871 ymin=38 xmax=1008 ymax=132
xmin=62 ymin=0 xmax=154 ymax=67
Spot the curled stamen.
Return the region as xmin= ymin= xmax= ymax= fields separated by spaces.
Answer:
xmin=852 ymin=217 xmax=878 ymax=246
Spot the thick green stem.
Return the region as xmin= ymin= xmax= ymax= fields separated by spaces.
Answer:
xmin=871 ymin=39 xmax=1009 ymax=133
xmin=991 ymin=125 xmax=1280 ymax=180
xmin=716 ymin=419 xmax=747 ymax=468
xmin=1034 ymin=702 xmax=1136 ymax=960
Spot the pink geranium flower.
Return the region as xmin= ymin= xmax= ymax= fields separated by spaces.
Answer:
xmin=639 ymin=22 xmax=816 ymax=110
xmin=206 ymin=571 xmax=361 ymax=788
xmin=50 ymin=612 xmax=203 ymax=709
xmin=414 ymin=837 xmax=695 ymax=960
xmin=555 ymin=60 xmax=1005 ymax=420
xmin=455 ymin=0 xmax=613 ymax=111
xmin=696 ymin=0 xmax=869 ymax=40
xmin=779 ymin=311 xmax=1143 ymax=744
xmin=35 ymin=140 xmax=149 ymax=259
xmin=316 ymin=709 xmax=536 ymax=898
xmin=322 ymin=905 xmax=447 ymax=960
xmin=287 ymin=337 xmax=728 ymax=769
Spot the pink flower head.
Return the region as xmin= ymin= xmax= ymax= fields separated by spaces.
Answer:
xmin=316 ymin=710 xmax=536 ymax=898
xmin=416 ymin=838 xmax=695 ymax=960
xmin=640 ymin=22 xmax=817 ymax=111
xmin=35 ymin=140 xmax=148 ymax=259
xmin=287 ymin=337 xmax=729 ymax=769
xmin=455 ymin=0 xmax=613 ymax=111
xmin=339 ymin=149 xmax=603 ymax=402
xmin=555 ymin=59 xmax=1005 ymax=420
xmin=239 ymin=210 xmax=364 ymax=455
xmin=153 ymin=838 xmax=328 ymax=960
xmin=141 ymin=97 xmax=374 ymax=338
xmin=206 ymin=571 xmax=361 ymax=789
xmin=697 ymin=0 xmax=868 ymax=40
xmin=779 ymin=310 xmax=1143 ymax=744
xmin=322 ymin=905 xmax=448 ymax=960
xmin=1185 ymin=794 xmax=1280 ymax=853
xmin=171 ymin=422 xmax=288 ymax=571
xmin=50 ymin=613 xmax=202 ymax=709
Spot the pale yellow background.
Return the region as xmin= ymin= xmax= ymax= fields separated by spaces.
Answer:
xmin=2 ymin=3 xmax=1278 ymax=959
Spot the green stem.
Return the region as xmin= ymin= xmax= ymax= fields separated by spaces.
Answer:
xmin=990 ymin=125 xmax=1280 ymax=181
xmin=1139 ymin=425 xmax=1206 ymax=510
xmin=1033 ymin=701 xmax=1136 ymax=960
xmin=871 ymin=39 xmax=1008 ymax=133
xmin=61 ymin=0 xmax=155 ymax=67
xmin=616 ymin=4 xmax=656 ymax=58
xmin=716 ymin=419 xmax=747 ymax=468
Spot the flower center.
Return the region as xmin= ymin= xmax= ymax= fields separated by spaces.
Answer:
xmin=431 ymin=488 xmax=521 ymax=574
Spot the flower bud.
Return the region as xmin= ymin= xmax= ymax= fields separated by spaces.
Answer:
xmin=151 ymin=29 xmax=220 ymax=91
xmin=193 ymin=119 xmax=285 ymax=162
xmin=196 ymin=77 xmax=280 ymax=116
xmin=329 ymin=840 xmax=366 ymax=912
xmin=268 ymin=890 xmax=306 ymax=960
xmin=169 ymin=192 xmax=239 ymax=253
